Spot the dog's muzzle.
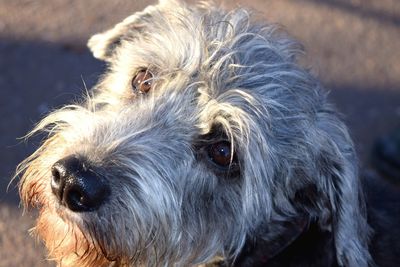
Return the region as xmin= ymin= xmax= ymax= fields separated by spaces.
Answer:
xmin=51 ymin=155 xmax=110 ymax=212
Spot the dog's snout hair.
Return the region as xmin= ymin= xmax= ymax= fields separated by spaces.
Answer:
xmin=16 ymin=1 xmax=390 ymax=266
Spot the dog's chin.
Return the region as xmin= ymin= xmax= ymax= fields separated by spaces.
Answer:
xmin=34 ymin=206 xmax=113 ymax=267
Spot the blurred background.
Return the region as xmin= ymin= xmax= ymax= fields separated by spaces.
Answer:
xmin=0 ymin=0 xmax=399 ymax=266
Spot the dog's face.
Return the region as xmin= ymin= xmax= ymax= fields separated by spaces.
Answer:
xmin=18 ymin=1 xmax=371 ymax=266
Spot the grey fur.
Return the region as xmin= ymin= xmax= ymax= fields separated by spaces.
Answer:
xmin=17 ymin=1 xmax=378 ymax=266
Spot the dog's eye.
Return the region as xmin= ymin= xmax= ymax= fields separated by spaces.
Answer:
xmin=132 ymin=69 xmax=153 ymax=94
xmin=207 ymin=141 xmax=234 ymax=167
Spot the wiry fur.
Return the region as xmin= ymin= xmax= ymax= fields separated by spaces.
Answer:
xmin=17 ymin=1 xmax=398 ymax=266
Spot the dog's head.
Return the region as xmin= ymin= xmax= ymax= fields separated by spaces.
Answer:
xmin=18 ymin=0 xmax=371 ymax=266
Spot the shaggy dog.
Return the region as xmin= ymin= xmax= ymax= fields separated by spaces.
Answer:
xmin=17 ymin=0 xmax=400 ymax=266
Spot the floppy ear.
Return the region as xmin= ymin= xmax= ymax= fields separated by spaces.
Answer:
xmin=316 ymin=111 xmax=372 ymax=267
xmin=87 ymin=14 xmax=137 ymax=61
xmin=87 ymin=3 xmax=159 ymax=62
xmin=87 ymin=0 xmax=179 ymax=61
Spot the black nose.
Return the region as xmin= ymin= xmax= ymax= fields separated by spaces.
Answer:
xmin=51 ymin=155 xmax=110 ymax=212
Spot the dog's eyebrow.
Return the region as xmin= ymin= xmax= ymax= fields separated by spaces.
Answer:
xmin=196 ymin=123 xmax=229 ymax=143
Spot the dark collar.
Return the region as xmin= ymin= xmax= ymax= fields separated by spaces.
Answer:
xmin=209 ymin=218 xmax=338 ymax=267
xmin=233 ymin=217 xmax=309 ymax=267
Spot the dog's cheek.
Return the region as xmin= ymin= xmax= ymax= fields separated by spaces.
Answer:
xmin=36 ymin=209 xmax=110 ymax=266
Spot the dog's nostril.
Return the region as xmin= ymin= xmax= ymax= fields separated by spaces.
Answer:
xmin=65 ymin=187 xmax=86 ymax=211
xmin=51 ymin=167 xmax=61 ymax=184
xmin=51 ymin=164 xmax=66 ymax=200
xmin=64 ymin=173 xmax=110 ymax=212
xmin=50 ymin=155 xmax=110 ymax=212
xmin=68 ymin=188 xmax=84 ymax=204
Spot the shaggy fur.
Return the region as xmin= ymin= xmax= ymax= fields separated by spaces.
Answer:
xmin=17 ymin=0 xmax=400 ymax=266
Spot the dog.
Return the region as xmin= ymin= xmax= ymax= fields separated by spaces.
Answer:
xmin=17 ymin=0 xmax=400 ymax=266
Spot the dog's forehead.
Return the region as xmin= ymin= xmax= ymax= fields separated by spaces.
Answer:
xmin=90 ymin=1 xmax=307 ymax=138
xmin=98 ymin=5 xmax=286 ymax=98
xmin=112 ymin=8 xmax=214 ymax=77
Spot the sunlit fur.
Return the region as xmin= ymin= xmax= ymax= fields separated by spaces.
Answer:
xmin=17 ymin=0 xmax=371 ymax=266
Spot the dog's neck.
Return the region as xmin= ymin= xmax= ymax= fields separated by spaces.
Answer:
xmin=231 ymin=219 xmax=339 ymax=267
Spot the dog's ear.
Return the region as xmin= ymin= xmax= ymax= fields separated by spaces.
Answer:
xmin=87 ymin=0 xmax=181 ymax=61
xmin=87 ymin=4 xmax=156 ymax=62
xmin=87 ymin=14 xmax=134 ymax=61
xmin=87 ymin=19 xmax=129 ymax=61
xmin=316 ymin=112 xmax=372 ymax=267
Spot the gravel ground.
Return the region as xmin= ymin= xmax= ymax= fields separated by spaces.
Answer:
xmin=0 ymin=0 xmax=399 ymax=266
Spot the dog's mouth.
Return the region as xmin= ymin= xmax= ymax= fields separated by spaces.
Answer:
xmin=30 ymin=194 xmax=117 ymax=267
xmin=21 ymin=173 xmax=82 ymax=229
